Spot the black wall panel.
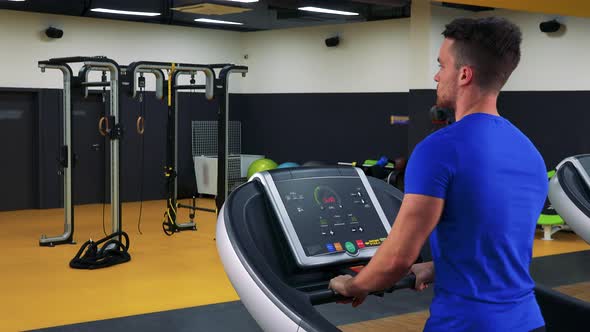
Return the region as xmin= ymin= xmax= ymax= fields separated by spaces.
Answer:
xmin=498 ymin=91 xmax=590 ymax=170
xmin=71 ymin=93 xmax=108 ymax=205
xmin=234 ymin=93 xmax=409 ymax=165
xmin=406 ymin=89 xmax=590 ymax=171
xmin=120 ymin=92 xmax=168 ymax=203
xmin=407 ymin=89 xmax=438 ymax=155
xmin=2 ymin=88 xmax=588 ymax=211
xmin=37 ymin=89 xmax=62 ymax=209
xmin=0 ymin=91 xmax=37 ymax=211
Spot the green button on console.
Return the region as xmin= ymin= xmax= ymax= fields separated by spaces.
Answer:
xmin=345 ymin=241 xmax=357 ymax=255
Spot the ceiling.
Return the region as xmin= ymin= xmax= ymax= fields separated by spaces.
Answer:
xmin=436 ymin=0 xmax=590 ymax=19
xmin=1 ymin=0 xmax=585 ymax=32
xmin=0 ymin=0 xmax=412 ymax=32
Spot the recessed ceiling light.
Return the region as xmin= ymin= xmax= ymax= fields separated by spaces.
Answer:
xmin=91 ymin=8 xmax=161 ymax=17
xmin=7 ymin=0 xmax=26 ymax=2
xmin=194 ymin=18 xmax=243 ymax=25
xmin=298 ymin=6 xmax=359 ymax=16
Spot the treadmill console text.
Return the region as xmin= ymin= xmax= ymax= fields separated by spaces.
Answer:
xmin=253 ymin=168 xmax=391 ymax=268
xmin=275 ymin=180 xmax=387 ymax=257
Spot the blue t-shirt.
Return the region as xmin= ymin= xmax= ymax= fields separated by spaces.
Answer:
xmin=405 ymin=113 xmax=547 ymax=332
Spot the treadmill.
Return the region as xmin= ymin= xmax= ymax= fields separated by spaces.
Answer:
xmin=548 ymin=154 xmax=590 ymax=244
xmin=216 ymin=167 xmax=417 ymax=331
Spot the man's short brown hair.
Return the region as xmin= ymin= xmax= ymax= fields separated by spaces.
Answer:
xmin=443 ymin=17 xmax=522 ymax=91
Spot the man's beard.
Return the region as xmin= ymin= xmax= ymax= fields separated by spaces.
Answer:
xmin=436 ymin=88 xmax=456 ymax=110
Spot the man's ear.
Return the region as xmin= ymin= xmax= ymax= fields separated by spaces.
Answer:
xmin=458 ymin=66 xmax=473 ymax=86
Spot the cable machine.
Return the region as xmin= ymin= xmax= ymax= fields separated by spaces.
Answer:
xmin=125 ymin=62 xmax=217 ymax=235
xmin=38 ymin=56 xmax=123 ymax=246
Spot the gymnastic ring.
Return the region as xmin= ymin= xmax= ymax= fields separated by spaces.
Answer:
xmin=98 ymin=116 xmax=108 ymax=136
xmin=136 ymin=116 xmax=145 ymax=135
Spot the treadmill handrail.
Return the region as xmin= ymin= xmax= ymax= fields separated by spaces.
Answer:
xmin=556 ymin=162 xmax=590 ymax=219
xmin=308 ymin=273 xmax=416 ymax=305
xmin=564 ymin=157 xmax=590 ymax=192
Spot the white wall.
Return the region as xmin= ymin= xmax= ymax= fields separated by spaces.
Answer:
xmin=428 ymin=5 xmax=474 ymax=89
xmin=474 ymin=9 xmax=590 ymax=91
xmin=0 ymin=10 xmax=243 ymax=91
xmin=409 ymin=1 xmax=471 ymax=89
xmin=408 ymin=0 xmax=434 ymax=89
xmin=239 ymin=18 xmax=410 ymax=93
xmin=239 ymin=3 xmax=590 ymax=93
xmin=425 ymin=5 xmax=590 ymax=92
xmin=1 ymin=6 xmax=589 ymax=94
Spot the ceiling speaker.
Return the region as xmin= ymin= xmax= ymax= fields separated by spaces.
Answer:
xmin=45 ymin=27 xmax=63 ymax=39
xmin=325 ymin=36 xmax=340 ymax=47
xmin=540 ymin=20 xmax=561 ymax=33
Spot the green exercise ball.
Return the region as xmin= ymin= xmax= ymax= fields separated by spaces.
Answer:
xmin=247 ymin=158 xmax=278 ymax=178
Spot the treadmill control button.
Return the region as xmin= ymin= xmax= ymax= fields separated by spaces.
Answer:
xmin=329 ymin=230 xmax=334 ymax=236
xmin=358 ymin=226 xmax=364 ymax=232
xmin=345 ymin=241 xmax=357 ymax=255
xmin=326 ymin=244 xmax=336 ymax=252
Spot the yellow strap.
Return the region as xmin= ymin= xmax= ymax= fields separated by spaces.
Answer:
xmin=168 ymin=198 xmax=177 ymax=214
xmin=168 ymin=63 xmax=176 ymax=107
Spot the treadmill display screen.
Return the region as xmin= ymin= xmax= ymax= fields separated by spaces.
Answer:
xmin=274 ymin=178 xmax=389 ymax=257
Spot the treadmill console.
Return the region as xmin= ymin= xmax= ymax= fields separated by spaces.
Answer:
xmin=252 ymin=167 xmax=391 ymax=268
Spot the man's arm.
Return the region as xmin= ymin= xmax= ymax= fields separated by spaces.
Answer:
xmin=329 ymin=194 xmax=443 ymax=300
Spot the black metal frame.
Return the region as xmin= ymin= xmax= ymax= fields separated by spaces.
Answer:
xmin=124 ymin=62 xmax=219 ymax=235
xmin=38 ymin=56 xmax=123 ymax=246
xmin=214 ymin=64 xmax=248 ymax=212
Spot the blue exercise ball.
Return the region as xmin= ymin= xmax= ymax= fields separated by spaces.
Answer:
xmin=278 ymin=162 xmax=300 ymax=169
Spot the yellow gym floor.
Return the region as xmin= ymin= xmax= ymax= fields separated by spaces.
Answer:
xmin=0 ymin=199 xmax=236 ymax=331
xmin=0 ymin=199 xmax=588 ymax=331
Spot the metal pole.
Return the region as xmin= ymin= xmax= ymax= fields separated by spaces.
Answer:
xmin=216 ymin=66 xmax=247 ymax=212
xmin=39 ymin=63 xmax=75 ymax=246
xmin=87 ymin=61 xmax=120 ymax=235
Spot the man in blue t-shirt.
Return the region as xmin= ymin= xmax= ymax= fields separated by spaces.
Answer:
xmin=329 ymin=17 xmax=547 ymax=332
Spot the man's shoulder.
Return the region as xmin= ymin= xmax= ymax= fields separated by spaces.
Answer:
xmin=417 ymin=126 xmax=457 ymax=151
xmin=410 ymin=129 xmax=459 ymax=169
